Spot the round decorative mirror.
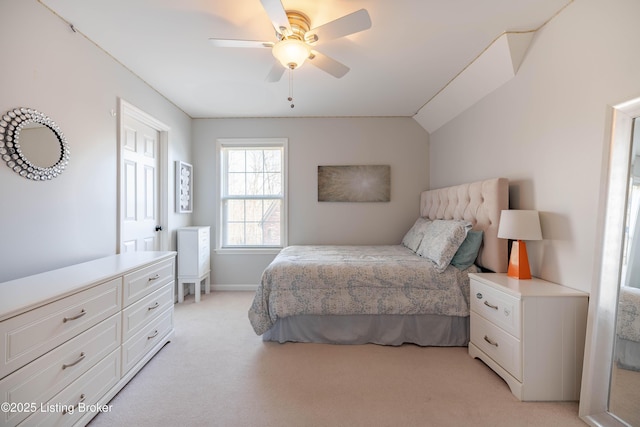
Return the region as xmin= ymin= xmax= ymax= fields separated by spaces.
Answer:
xmin=0 ymin=108 xmax=70 ymax=180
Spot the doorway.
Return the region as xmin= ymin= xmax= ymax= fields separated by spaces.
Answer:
xmin=117 ymin=99 xmax=170 ymax=253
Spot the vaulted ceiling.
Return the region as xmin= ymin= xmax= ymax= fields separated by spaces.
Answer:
xmin=39 ymin=0 xmax=571 ymax=120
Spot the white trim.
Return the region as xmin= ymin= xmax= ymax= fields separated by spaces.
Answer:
xmin=211 ymin=284 xmax=258 ymax=291
xmin=117 ymin=99 xmax=171 ymax=253
xmin=214 ymin=248 xmax=281 ymax=255
xmin=217 ymin=137 xmax=288 ymax=147
xmin=215 ymin=138 xmax=289 ymax=251
xmin=580 ymin=96 xmax=640 ymax=426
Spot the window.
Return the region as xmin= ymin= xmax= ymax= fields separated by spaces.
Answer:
xmin=216 ymin=138 xmax=287 ymax=250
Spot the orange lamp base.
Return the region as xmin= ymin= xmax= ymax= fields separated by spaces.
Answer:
xmin=507 ymin=240 xmax=532 ymax=280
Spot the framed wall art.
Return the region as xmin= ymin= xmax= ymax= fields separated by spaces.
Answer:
xmin=176 ymin=161 xmax=193 ymax=213
xmin=318 ymin=165 xmax=390 ymax=202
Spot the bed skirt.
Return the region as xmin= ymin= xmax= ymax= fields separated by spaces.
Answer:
xmin=616 ymin=337 xmax=640 ymax=371
xmin=262 ymin=314 xmax=469 ymax=346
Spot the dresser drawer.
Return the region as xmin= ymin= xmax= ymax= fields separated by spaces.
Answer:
xmin=121 ymin=282 xmax=173 ymax=342
xmin=471 ymin=311 xmax=522 ymax=381
xmin=121 ymin=307 xmax=173 ymax=375
xmin=198 ymin=228 xmax=210 ymax=274
xmin=471 ymin=280 xmax=521 ymax=338
xmin=25 ymin=349 xmax=121 ymax=427
xmin=199 ymin=256 xmax=210 ymax=276
xmin=0 ymin=314 xmax=120 ymax=427
xmin=122 ymin=258 xmax=174 ymax=307
xmin=198 ymin=227 xmax=209 ymax=247
xmin=0 ymin=278 xmax=121 ymax=379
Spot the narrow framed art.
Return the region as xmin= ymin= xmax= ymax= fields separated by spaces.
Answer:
xmin=176 ymin=161 xmax=193 ymax=213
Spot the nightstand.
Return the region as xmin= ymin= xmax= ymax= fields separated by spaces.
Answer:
xmin=468 ymin=272 xmax=588 ymax=401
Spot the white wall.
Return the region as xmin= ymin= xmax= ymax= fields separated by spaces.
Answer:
xmin=428 ymin=0 xmax=640 ymax=293
xmin=0 ymin=0 xmax=192 ymax=282
xmin=192 ymin=117 xmax=429 ymax=287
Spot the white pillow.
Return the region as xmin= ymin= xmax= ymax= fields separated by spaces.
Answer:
xmin=401 ymin=218 xmax=432 ymax=252
xmin=416 ymin=220 xmax=472 ymax=272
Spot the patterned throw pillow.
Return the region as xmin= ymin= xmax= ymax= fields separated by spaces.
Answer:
xmin=416 ymin=220 xmax=472 ymax=272
xmin=401 ymin=218 xmax=432 ymax=252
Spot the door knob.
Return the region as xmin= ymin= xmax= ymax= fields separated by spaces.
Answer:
xmin=155 ymin=225 xmax=163 ymax=231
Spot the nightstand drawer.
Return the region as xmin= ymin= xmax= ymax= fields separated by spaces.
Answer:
xmin=471 ymin=280 xmax=521 ymax=338
xmin=471 ymin=311 xmax=522 ymax=381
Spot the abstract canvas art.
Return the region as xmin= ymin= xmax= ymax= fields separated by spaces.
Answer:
xmin=318 ymin=165 xmax=390 ymax=202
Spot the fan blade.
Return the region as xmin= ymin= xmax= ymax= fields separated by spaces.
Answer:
xmin=260 ymin=0 xmax=292 ymax=36
xmin=307 ymin=9 xmax=371 ymax=43
xmin=209 ymin=38 xmax=274 ymax=49
xmin=309 ymin=50 xmax=350 ymax=78
xmin=266 ymin=62 xmax=285 ymax=82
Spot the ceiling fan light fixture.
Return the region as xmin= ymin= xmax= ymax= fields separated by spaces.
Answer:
xmin=272 ymin=39 xmax=311 ymax=69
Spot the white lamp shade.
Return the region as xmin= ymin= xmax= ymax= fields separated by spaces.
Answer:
xmin=497 ymin=210 xmax=542 ymax=241
xmin=272 ymin=39 xmax=311 ymax=69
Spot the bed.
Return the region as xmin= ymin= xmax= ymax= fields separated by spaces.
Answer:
xmin=248 ymin=177 xmax=509 ymax=346
xmin=616 ymin=286 xmax=640 ymax=371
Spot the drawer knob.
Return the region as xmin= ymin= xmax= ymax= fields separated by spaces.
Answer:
xmin=63 ymin=309 xmax=86 ymax=323
xmin=62 ymin=352 xmax=86 ymax=370
xmin=147 ymin=329 xmax=159 ymax=340
xmin=148 ymin=302 xmax=160 ymax=311
xmin=148 ymin=274 xmax=160 ymax=282
xmin=476 ymin=292 xmax=483 ymax=299
xmin=484 ymin=335 xmax=499 ymax=347
xmin=483 ymin=301 xmax=499 ymax=310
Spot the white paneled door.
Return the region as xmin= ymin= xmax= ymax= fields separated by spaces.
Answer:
xmin=120 ymin=112 xmax=161 ymax=252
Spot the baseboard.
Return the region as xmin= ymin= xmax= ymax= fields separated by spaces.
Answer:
xmin=211 ymin=284 xmax=258 ymax=291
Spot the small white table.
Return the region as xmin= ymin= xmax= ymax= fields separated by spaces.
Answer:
xmin=177 ymin=273 xmax=210 ymax=303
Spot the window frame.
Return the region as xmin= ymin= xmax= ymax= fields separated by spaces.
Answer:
xmin=215 ymin=138 xmax=288 ymax=253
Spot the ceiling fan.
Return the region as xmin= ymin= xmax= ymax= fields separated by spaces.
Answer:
xmin=209 ymin=0 xmax=372 ymax=82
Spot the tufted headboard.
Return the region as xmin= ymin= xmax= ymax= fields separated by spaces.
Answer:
xmin=420 ymin=178 xmax=509 ymax=273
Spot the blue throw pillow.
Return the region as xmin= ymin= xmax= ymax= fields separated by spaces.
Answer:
xmin=450 ymin=230 xmax=483 ymax=270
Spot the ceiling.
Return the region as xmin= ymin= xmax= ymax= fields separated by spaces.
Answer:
xmin=38 ymin=0 xmax=571 ymax=119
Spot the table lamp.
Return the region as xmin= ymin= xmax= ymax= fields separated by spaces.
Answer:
xmin=497 ymin=210 xmax=542 ymax=279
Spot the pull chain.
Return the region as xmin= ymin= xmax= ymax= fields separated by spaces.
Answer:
xmin=287 ymin=67 xmax=294 ymax=108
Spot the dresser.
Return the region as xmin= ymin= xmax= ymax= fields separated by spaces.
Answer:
xmin=468 ymin=273 xmax=589 ymax=401
xmin=177 ymin=226 xmax=210 ymax=303
xmin=0 ymin=251 xmax=175 ymax=427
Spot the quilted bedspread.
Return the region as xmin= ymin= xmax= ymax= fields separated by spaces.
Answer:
xmin=248 ymin=245 xmax=478 ymax=335
xmin=618 ymin=286 xmax=640 ymax=343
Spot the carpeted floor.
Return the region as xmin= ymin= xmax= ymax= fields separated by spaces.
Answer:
xmin=609 ymin=363 xmax=640 ymax=426
xmin=88 ymin=291 xmax=586 ymax=427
